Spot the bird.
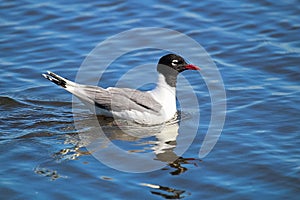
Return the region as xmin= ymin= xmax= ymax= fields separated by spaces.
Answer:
xmin=42 ymin=54 xmax=200 ymax=125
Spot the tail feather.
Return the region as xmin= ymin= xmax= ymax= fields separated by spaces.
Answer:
xmin=42 ymin=71 xmax=94 ymax=105
xmin=42 ymin=71 xmax=68 ymax=88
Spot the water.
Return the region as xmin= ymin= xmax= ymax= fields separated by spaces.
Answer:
xmin=1 ymin=0 xmax=300 ymax=199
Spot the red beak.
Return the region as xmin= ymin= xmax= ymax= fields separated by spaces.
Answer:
xmin=185 ymin=64 xmax=200 ymax=70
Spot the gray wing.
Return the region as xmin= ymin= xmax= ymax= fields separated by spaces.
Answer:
xmin=79 ymin=85 xmax=162 ymax=114
xmin=42 ymin=71 xmax=161 ymax=113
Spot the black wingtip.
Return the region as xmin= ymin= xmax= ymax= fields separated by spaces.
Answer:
xmin=42 ymin=71 xmax=67 ymax=88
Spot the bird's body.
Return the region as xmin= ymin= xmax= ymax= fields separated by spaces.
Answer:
xmin=43 ymin=54 xmax=199 ymax=125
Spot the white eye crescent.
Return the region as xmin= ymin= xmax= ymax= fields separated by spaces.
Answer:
xmin=171 ymin=59 xmax=178 ymax=67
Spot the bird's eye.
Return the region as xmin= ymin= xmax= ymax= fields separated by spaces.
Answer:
xmin=171 ymin=59 xmax=179 ymax=66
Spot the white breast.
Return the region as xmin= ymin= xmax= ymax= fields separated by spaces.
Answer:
xmin=148 ymin=74 xmax=177 ymax=121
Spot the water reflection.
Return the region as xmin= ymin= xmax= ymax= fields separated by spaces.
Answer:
xmin=56 ymin=113 xmax=198 ymax=175
xmin=140 ymin=183 xmax=188 ymax=199
xmin=34 ymin=167 xmax=61 ymax=181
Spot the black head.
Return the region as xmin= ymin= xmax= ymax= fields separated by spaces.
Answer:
xmin=157 ymin=54 xmax=199 ymax=87
xmin=158 ymin=54 xmax=199 ymax=73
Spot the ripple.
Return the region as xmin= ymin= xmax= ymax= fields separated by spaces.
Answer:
xmin=1 ymin=0 xmax=300 ymax=199
xmin=0 ymin=96 xmax=28 ymax=109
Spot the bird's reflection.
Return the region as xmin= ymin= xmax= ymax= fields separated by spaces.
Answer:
xmin=140 ymin=183 xmax=188 ymax=199
xmin=57 ymin=112 xmax=198 ymax=175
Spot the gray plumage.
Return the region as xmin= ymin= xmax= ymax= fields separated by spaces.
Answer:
xmin=42 ymin=71 xmax=162 ymax=114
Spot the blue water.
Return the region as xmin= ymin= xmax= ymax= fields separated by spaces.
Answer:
xmin=1 ymin=0 xmax=300 ymax=199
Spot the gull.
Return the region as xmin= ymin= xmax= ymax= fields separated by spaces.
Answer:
xmin=42 ymin=54 xmax=200 ymax=124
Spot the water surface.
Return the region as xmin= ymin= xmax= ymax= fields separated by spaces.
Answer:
xmin=1 ymin=0 xmax=300 ymax=199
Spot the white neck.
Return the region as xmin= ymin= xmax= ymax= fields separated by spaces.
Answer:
xmin=149 ymin=73 xmax=177 ymax=119
xmin=153 ymin=73 xmax=176 ymax=96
